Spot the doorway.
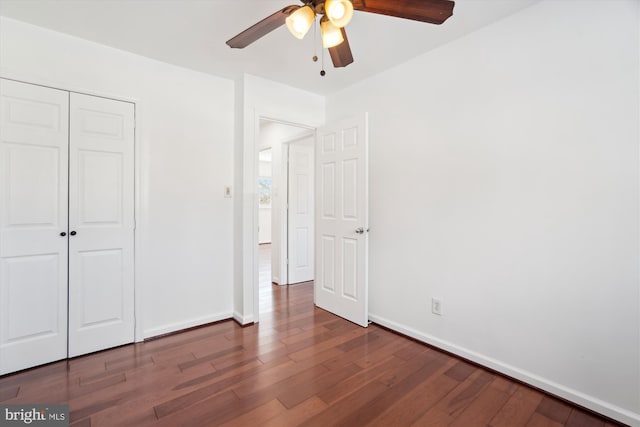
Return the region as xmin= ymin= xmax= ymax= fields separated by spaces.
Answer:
xmin=256 ymin=119 xmax=315 ymax=316
xmin=283 ymin=136 xmax=315 ymax=285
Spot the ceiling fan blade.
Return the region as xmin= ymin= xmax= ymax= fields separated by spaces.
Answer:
xmin=226 ymin=6 xmax=295 ymax=48
xmin=329 ymin=28 xmax=354 ymax=68
xmin=354 ymin=0 xmax=454 ymax=25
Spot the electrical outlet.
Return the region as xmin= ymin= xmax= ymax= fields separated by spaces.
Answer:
xmin=432 ymin=297 xmax=443 ymax=316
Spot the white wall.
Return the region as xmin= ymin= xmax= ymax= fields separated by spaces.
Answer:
xmin=0 ymin=17 xmax=235 ymax=338
xmin=327 ymin=0 xmax=639 ymax=424
xmin=235 ymin=74 xmax=324 ymax=323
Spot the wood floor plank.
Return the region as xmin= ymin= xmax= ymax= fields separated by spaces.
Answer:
xmin=393 ymin=340 xmax=432 ymax=361
xmin=177 ymin=344 xmax=244 ymax=371
xmin=262 ymin=397 xmax=328 ymax=427
xmin=154 ymin=390 xmax=240 ymax=427
xmin=232 ymin=348 xmax=342 ymax=398
xmin=286 ymin=327 xmax=366 ymax=362
xmin=565 ymin=410 xmax=606 ymax=427
xmin=527 ymin=412 xmax=566 ymax=427
xmin=449 ymin=376 xmax=518 ymax=426
xmin=88 ymin=400 xmax=158 ymax=427
xmin=218 ymin=399 xmax=285 ymax=427
xmin=70 ymin=372 xmax=126 ymax=399
xmin=297 ymin=380 xmax=390 ymax=427
xmin=316 ymin=355 xmax=405 ymax=405
xmin=536 ymin=395 xmax=573 ymax=424
xmin=351 ymin=336 xmax=414 ymax=370
xmin=321 ymin=327 xmax=396 ymax=368
xmin=104 ymin=354 xmax=154 ymax=374
xmin=0 ymin=385 xmax=20 ymax=402
xmin=332 ymin=350 xmax=450 ymax=427
xmin=173 ymin=358 xmax=263 ymax=391
xmin=68 ymin=357 xmax=212 ymax=421
xmin=335 ymin=329 xmax=381 ymax=352
xmin=489 ymin=384 xmax=545 ymax=427
xmin=445 ymin=360 xmax=478 ymax=382
xmin=70 ymin=397 xmax=122 ymax=423
xmin=69 ymin=417 xmax=92 ymax=427
xmin=0 ymin=272 xmax=624 ymax=427
xmin=276 ymin=362 xmax=362 ymax=409
xmin=75 ymin=363 xmax=218 ymax=426
xmin=0 ymin=361 xmax=69 ymax=388
xmin=410 ymin=369 xmax=495 ymax=426
xmin=154 ymin=359 xmax=296 ymax=418
xmin=367 ymin=359 xmax=459 ymax=427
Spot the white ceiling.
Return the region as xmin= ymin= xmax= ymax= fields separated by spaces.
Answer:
xmin=0 ymin=0 xmax=540 ymax=95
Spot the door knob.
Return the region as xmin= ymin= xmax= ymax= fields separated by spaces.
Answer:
xmin=70 ymin=231 xmax=77 ymax=236
xmin=60 ymin=232 xmax=66 ymax=237
xmin=355 ymin=227 xmax=364 ymax=234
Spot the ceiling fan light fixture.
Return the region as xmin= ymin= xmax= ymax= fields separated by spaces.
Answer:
xmin=325 ymin=0 xmax=354 ymax=28
xmin=321 ymin=17 xmax=344 ymax=48
xmin=286 ymin=5 xmax=315 ymax=40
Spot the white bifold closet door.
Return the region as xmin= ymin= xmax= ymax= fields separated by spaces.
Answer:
xmin=0 ymin=79 xmax=70 ymax=374
xmin=0 ymin=79 xmax=135 ymax=374
xmin=67 ymin=92 xmax=135 ymax=358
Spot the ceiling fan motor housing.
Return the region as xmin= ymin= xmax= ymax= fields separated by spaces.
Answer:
xmin=301 ymin=0 xmax=327 ymax=15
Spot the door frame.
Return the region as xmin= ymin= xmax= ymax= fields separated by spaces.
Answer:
xmin=250 ymin=112 xmax=315 ymax=322
xmin=279 ymin=133 xmax=315 ymax=286
xmin=0 ymin=72 xmax=143 ymax=343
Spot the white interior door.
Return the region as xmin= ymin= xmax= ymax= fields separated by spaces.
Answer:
xmin=68 ymin=93 xmax=135 ymax=357
xmin=315 ymin=113 xmax=369 ymax=327
xmin=258 ymin=148 xmax=272 ymax=245
xmin=0 ymin=79 xmax=69 ymax=374
xmin=287 ymin=139 xmax=314 ymax=284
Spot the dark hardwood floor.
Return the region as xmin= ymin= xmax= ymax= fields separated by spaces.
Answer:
xmin=0 ymin=245 xmax=623 ymax=426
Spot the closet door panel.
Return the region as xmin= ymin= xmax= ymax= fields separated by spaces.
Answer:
xmin=68 ymin=93 xmax=134 ymax=357
xmin=0 ymin=79 xmax=69 ymax=375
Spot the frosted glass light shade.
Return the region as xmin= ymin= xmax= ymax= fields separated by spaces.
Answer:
xmin=321 ymin=18 xmax=344 ymax=48
xmin=325 ymin=0 xmax=354 ymax=28
xmin=286 ymin=6 xmax=315 ymax=39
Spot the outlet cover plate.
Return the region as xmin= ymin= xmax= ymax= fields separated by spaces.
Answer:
xmin=432 ymin=297 xmax=443 ymax=316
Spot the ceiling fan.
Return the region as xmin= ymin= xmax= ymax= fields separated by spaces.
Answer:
xmin=226 ymin=0 xmax=455 ymax=71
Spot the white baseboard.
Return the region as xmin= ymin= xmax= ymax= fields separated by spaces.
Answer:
xmin=233 ymin=311 xmax=255 ymax=326
xmin=368 ymin=313 xmax=639 ymax=427
xmin=143 ymin=312 xmax=232 ymax=339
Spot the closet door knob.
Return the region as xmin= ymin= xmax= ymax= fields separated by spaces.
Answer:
xmin=70 ymin=231 xmax=77 ymax=236
xmin=60 ymin=232 xmax=66 ymax=237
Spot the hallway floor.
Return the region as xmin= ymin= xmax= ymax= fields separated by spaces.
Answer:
xmin=259 ymin=243 xmax=276 ymax=313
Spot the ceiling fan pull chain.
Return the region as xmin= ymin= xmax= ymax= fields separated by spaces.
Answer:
xmin=312 ymin=18 xmax=318 ymax=63
xmin=321 ymin=43 xmax=326 ymax=76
